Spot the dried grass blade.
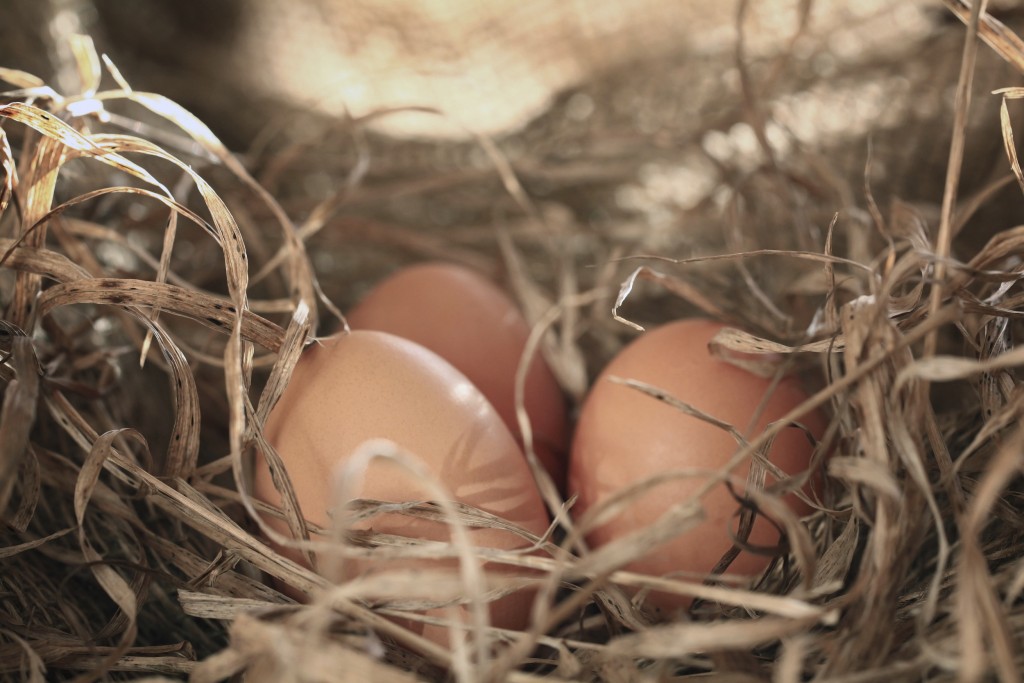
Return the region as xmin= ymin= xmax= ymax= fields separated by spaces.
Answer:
xmin=0 ymin=628 xmax=46 ymax=683
xmin=0 ymin=103 xmax=159 ymax=183
xmin=122 ymin=90 xmax=319 ymax=332
xmin=89 ymin=134 xmax=249 ymax=308
xmin=187 ymin=647 xmax=248 ymax=683
xmin=7 ymin=443 xmax=40 ymax=531
xmin=35 ymin=278 xmax=284 ymax=352
xmin=140 ymin=317 xmax=200 ymax=477
xmin=113 ymin=92 xmax=319 ymax=335
xmin=69 ymin=34 xmax=101 ymax=97
xmin=6 ymin=131 xmax=63 ymax=330
xmin=956 ymin=423 xmax=1024 ymax=682
xmin=125 ymin=92 xmax=231 ymax=160
xmin=0 ymin=127 xmax=14 ymax=218
xmin=616 ymin=250 xmax=873 ymax=273
xmin=944 ymin=0 xmax=1024 ymax=73
xmin=0 ymin=336 xmax=40 ymax=516
xmin=888 ymin=413 xmax=950 ymax=625
xmin=176 ymin=591 xmax=270 ymax=621
xmin=710 ymin=326 xmax=843 ymax=355
xmin=515 ymin=300 xmax=579 ymax=522
xmin=142 ymin=532 xmax=280 ymax=601
xmin=254 ymin=301 xmax=310 ymax=425
xmin=826 ymin=457 xmax=901 ymax=503
xmin=246 ymin=302 xmax=316 ymax=568
xmin=47 ymin=651 xmax=195 ymax=676
xmin=0 ymin=67 xmax=45 ymax=89
xmin=139 ymin=207 xmax=181 ymax=369
xmin=743 ymin=479 xmax=818 ymax=588
xmin=957 ymin=386 xmax=1024 ymax=465
xmin=0 ymin=238 xmax=100 ymax=282
xmin=999 ymin=97 xmax=1024 ymax=195
xmin=17 ymin=185 xmax=216 ymax=246
xmin=295 ymin=122 xmax=370 ymax=241
xmin=953 ymin=173 xmax=1017 ymax=236
xmin=0 ymin=526 xmax=74 ymax=560
xmin=195 ymin=613 xmax=424 ymax=683
xmin=926 ymin=0 xmax=986 ymax=358
xmin=894 ymin=342 xmax=1024 ymax=388
xmin=330 ymin=439 xmax=489 ymax=676
xmin=62 ymin=217 xmax=224 ymax=287
xmin=613 ymin=266 xmax=727 ymax=331
xmin=44 ymin=388 xmax=326 ymax=594
xmin=100 ymin=54 xmax=133 ymax=93
xmin=811 ymin=516 xmax=859 ymax=590
xmin=572 ymin=494 xmax=704 ymax=580
xmin=775 ymin=635 xmax=811 ymax=683
xmin=605 ymin=614 xmax=820 ymax=658
xmin=73 ymin=429 xmax=145 ymax=682
xmin=32 ymin=274 xmax=203 ymax=479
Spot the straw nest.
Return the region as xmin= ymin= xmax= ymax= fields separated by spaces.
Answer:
xmin=4 ymin=1 xmax=1024 ymax=681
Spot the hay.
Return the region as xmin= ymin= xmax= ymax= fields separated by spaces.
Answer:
xmin=4 ymin=1 xmax=1024 ymax=681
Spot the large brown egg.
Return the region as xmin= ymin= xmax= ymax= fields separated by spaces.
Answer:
xmin=569 ymin=319 xmax=825 ymax=617
xmin=347 ymin=262 xmax=569 ymax=491
xmin=253 ymin=329 xmax=549 ymax=643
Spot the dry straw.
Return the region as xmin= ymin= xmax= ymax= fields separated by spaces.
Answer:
xmin=4 ymin=1 xmax=1024 ymax=681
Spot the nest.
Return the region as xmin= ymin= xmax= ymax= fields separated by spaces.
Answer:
xmin=4 ymin=1 xmax=1024 ymax=681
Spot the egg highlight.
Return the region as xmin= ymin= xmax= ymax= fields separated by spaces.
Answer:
xmin=253 ymin=329 xmax=550 ymax=643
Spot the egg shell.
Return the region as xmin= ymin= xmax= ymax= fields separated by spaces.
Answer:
xmin=568 ymin=319 xmax=825 ymax=617
xmin=347 ymin=261 xmax=569 ymax=491
xmin=253 ymin=329 xmax=549 ymax=643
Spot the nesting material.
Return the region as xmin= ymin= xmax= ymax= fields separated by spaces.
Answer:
xmin=4 ymin=3 xmax=1024 ymax=682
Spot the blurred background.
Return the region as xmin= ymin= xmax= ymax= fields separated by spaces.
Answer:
xmin=3 ymin=1 xmax=1018 ymax=141
xmin=4 ymin=0 xmax=1024 ymax=320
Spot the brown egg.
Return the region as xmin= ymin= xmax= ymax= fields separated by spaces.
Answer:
xmin=254 ymin=329 xmax=549 ymax=643
xmin=347 ymin=261 xmax=569 ymax=491
xmin=568 ymin=319 xmax=825 ymax=617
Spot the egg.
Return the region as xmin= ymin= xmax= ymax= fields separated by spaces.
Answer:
xmin=347 ymin=261 xmax=569 ymax=491
xmin=253 ymin=329 xmax=549 ymax=643
xmin=568 ymin=319 xmax=825 ymax=616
